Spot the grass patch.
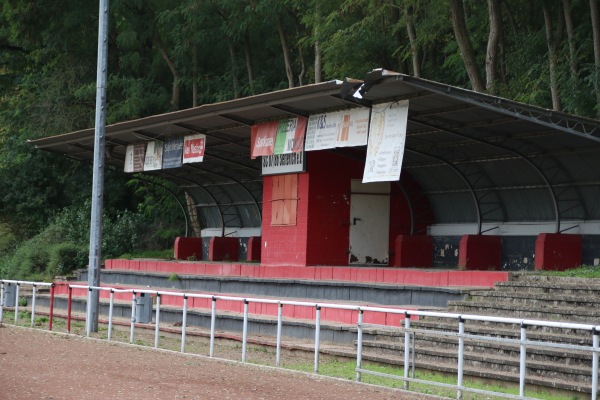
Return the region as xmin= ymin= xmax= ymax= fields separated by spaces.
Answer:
xmin=118 ymin=249 xmax=174 ymax=260
xmin=284 ymin=359 xmax=578 ymax=400
xmin=540 ymin=265 xmax=600 ymax=278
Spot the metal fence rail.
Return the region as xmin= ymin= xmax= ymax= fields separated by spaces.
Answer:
xmin=1 ymin=279 xmax=598 ymax=400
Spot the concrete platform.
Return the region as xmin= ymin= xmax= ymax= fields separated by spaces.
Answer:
xmin=104 ymin=258 xmax=510 ymax=287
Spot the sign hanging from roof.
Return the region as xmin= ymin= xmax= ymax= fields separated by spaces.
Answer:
xmin=362 ymin=100 xmax=409 ymax=183
xmin=251 ymin=117 xmax=307 ymax=158
xmin=305 ymin=108 xmax=370 ymax=151
xmin=124 ymin=143 xmax=146 ymax=173
xmin=143 ymin=141 xmax=164 ymax=171
xmin=183 ymin=133 xmax=206 ymax=164
xmin=162 ymin=137 xmax=184 ymax=169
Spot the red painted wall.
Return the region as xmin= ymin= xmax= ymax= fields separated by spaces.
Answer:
xmin=261 ymin=149 xmax=434 ymax=267
xmin=261 ymin=173 xmax=309 ymax=266
xmin=208 ymin=237 xmax=239 ymax=261
xmin=394 ymin=235 xmax=433 ymax=268
xmin=174 ymin=237 xmax=202 ymax=260
xmin=305 ymin=151 xmax=363 ymax=265
xmin=534 ymin=233 xmax=582 ymax=271
xmin=458 ymin=235 xmax=502 ymax=271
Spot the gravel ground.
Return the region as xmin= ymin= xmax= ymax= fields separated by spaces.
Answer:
xmin=0 ymin=325 xmax=442 ymax=400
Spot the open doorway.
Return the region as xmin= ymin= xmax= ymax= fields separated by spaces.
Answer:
xmin=349 ymin=180 xmax=390 ymax=265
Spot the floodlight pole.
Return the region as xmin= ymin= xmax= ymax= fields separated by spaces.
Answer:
xmin=86 ymin=0 xmax=109 ymax=334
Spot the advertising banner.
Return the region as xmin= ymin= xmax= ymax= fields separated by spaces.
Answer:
xmin=183 ymin=133 xmax=206 ymax=164
xmin=251 ymin=121 xmax=278 ymax=158
xmin=273 ymin=117 xmax=307 ymax=154
xmin=362 ymin=100 xmax=409 ymax=183
xmin=162 ymin=137 xmax=184 ymax=169
xmin=262 ymin=150 xmax=306 ymax=175
xmin=143 ymin=141 xmax=164 ymax=171
xmin=251 ymin=117 xmax=307 ymax=158
xmin=124 ymin=143 xmax=147 ymax=173
xmin=305 ymin=108 xmax=370 ymax=151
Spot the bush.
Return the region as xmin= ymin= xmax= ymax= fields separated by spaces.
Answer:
xmin=48 ymin=243 xmax=87 ymax=276
xmin=4 ymin=238 xmax=52 ymax=280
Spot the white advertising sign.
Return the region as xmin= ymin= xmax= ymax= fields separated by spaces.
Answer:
xmin=362 ymin=101 xmax=409 ymax=183
xmin=143 ymin=141 xmax=164 ymax=171
xmin=124 ymin=143 xmax=146 ymax=173
xmin=305 ymin=108 xmax=370 ymax=151
xmin=261 ymin=151 xmax=306 ymax=176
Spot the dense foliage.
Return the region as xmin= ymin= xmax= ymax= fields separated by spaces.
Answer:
xmin=1 ymin=0 xmax=599 ymax=279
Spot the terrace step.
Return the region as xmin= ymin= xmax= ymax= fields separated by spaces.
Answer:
xmin=447 ymin=301 xmax=600 ymax=324
xmin=359 ymin=331 xmax=594 ymax=384
xmin=78 ymin=269 xmax=473 ymax=309
xmin=356 ymin=351 xmax=591 ymax=397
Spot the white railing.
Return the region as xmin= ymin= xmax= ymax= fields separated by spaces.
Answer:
xmin=1 ymin=279 xmax=598 ymax=399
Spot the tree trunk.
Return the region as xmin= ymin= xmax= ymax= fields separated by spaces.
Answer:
xmin=185 ymin=192 xmax=202 ymax=238
xmin=590 ymin=0 xmax=600 ymax=116
xmin=289 ymin=10 xmax=305 ymax=86
xmin=228 ymin=42 xmax=240 ymax=99
xmin=562 ymin=0 xmax=579 ymax=76
xmin=276 ymin=13 xmax=295 ymax=88
xmin=155 ymin=34 xmax=180 ymax=110
xmin=405 ymin=5 xmax=421 ymax=77
xmin=192 ymin=45 xmax=198 ymax=107
xmin=314 ymin=1 xmax=322 ymax=83
xmin=486 ymin=0 xmax=502 ymax=94
xmin=542 ymin=0 xmax=562 ymax=111
xmin=244 ymin=36 xmax=255 ymax=95
xmin=449 ymin=0 xmax=486 ymax=92
xmin=314 ymin=40 xmax=322 ymax=83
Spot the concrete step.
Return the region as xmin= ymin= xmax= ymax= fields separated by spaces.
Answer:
xmin=49 ymin=281 xmax=442 ymax=328
xmin=27 ymin=293 xmax=370 ymax=344
xmin=360 ymin=339 xmax=593 ymax=385
xmin=467 ymin=290 xmax=600 ymax=309
xmin=358 ymin=346 xmax=592 ymax=394
xmin=447 ymin=301 xmax=600 ymax=323
xmin=78 ymin=269 xmax=473 ymax=309
xmin=496 ymin=275 xmax=600 ymax=296
xmin=361 ymin=332 xmax=593 ymax=370
xmin=410 ymin=318 xmax=594 ymax=344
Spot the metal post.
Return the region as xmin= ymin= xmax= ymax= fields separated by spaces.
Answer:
xmin=14 ymin=283 xmax=20 ymax=325
xmin=592 ymin=329 xmax=599 ymax=400
xmin=154 ymin=294 xmax=161 ymax=349
xmin=356 ymin=309 xmax=364 ymax=382
xmin=0 ymin=282 xmax=4 ymax=324
xmin=48 ymin=284 xmax=55 ymax=331
xmin=181 ymin=296 xmax=188 ymax=353
xmin=86 ymin=0 xmax=110 ymax=335
xmin=31 ymin=284 xmax=36 ymax=328
xmin=209 ymin=297 xmax=216 ymax=357
xmin=314 ymin=306 xmax=321 ymax=374
xmin=519 ymin=323 xmax=527 ymax=397
xmin=129 ymin=292 xmax=136 ymax=343
xmin=276 ymin=303 xmax=283 ymax=367
xmin=457 ymin=317 xmax=465 ymax=400
xmin=242 ymin=300 xmax=249 ymax=362
xmin=86 ymin=287 xmax=93 ymax=337
xmin=67 ymin=286 xmax=73 ymax=333
xmin=107 ymin=289 xmax=114 ymax=341
xmin=403 ymin=312 xmax=410 ymax=390
xmin=411 ymin=332 xmax=416 ymax=379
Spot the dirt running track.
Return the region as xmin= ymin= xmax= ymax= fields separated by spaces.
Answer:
xmin=0 ymin=326 xmax=441 ymax=400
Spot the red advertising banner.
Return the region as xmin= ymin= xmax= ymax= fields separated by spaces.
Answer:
xmin=250 ymin=121 xmax=278 ymax=158
xmin=183 ymin=133 xmax=206 ymax=164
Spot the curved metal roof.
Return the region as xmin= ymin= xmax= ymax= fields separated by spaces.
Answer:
xmin=30 ymin=70 xmax=600 ymax=235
